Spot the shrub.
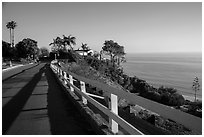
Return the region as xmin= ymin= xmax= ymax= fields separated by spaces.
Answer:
xmin=142 ymin=91 xmax=161 ymax=102
xmin=169 ymin=93 xmax=185 ymax=106
xmin=158 ymin=86 xmax=177 ymax=94
xmin=20 ymin=58 xmax=30 ymax=64
xmin=160 ymin=92 xmax=171 ymax=105
xmin=131 ymin=77 xmax=150 ymax=94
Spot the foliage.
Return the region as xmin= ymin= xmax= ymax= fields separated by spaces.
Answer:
xmin=169 ymin=93 xmax=185 ymax=106
xmin=160 ymin=92 xmax=171 ymax=105
xmin=81 ymin=43 xmax=89 ymax=50
xmin=39 ymin=47 xmax=49 ymax=57
xmin=15 ymin=38 xmax=39 ymax=59
xmin=2 ymin=41 xmax=14 ymax=58
xmin=6 ymin=21 xmax=17 ymax=29
xmin=6 ymin=21 xmax=17 ymax=47
xmin=158 ymin=86 xmax=177 ymax=94
xmin=143 ymin=91 xmax=161 ymax=102
xmin=81 ymin=43 xmax=90 ymax=57
xmin=59 ymin=39 xmax=189 ymax=108
xmin=49 ymin=35 xmax=76 ymax=54
xmin=102 ymin=40 xmax=125 ymax=67
xmin=192 ymin=77 xmax=200 ymax=102
xmin=49 ymin=37 xmax=64 ymax=53
xmin=93 ymin=51 xmax=100 ymax=58
xmin=86 ymin=56 xmax=101 ymax=70
xmin=124 ymin=78 xmax=185 ymax=106
xmin=84 ymin=46 xmax=185 ymax=106
xmin=15 ymin=41 xmax=28 ymax=58
xmin=130 ymin=77 xmax=150 ymax=94
xmin=62 ymin=35 xmax=76 ymax=50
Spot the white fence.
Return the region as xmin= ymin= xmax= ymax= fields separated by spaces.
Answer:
xmin=50 ymin=62 xmax=202 ymax=135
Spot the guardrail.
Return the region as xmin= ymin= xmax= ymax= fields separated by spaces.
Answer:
xmin=50 ymin=61 xmax=202 ymax=135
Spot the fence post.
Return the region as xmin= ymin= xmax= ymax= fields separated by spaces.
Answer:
xmin=60 ymin=69 xmax=63 ymax=79
xmin=109 ymin=93 xmax=118 ymax=134
xmin=64 ymin=72 xmax=67 ymax=85
xmin=80 ymin=81 xmax=87 ymax=105
xmin=69 ymin=74 xmax=74 ymax=92
xmin=57 ymin=68 xmax=60 ymax=76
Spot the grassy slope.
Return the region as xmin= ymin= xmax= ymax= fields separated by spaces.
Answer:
xmin=58 ymin=52 xmax=194 ymax=134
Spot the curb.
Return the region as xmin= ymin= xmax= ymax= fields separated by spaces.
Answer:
xmin=2 ymin=64 xmax=24 ymax=72
xmin=2 ymin=63 xmax=40 ymax=82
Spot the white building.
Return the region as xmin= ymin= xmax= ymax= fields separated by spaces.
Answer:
xmin=75 ymin=49 xmax=94 ymax=56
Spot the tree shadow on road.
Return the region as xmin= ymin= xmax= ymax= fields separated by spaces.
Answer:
xmin=2 ymin=64 xmax=46 ymax=134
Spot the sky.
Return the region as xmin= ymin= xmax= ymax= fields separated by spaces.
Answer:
xmin=2 ymin=2 xmax=202 ymax=53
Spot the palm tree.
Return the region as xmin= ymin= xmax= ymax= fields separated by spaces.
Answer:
xmin=6 ymin=21 xmax=17 ymax=66
xmin=62 ymin=35 xmax=76 ymax=51
xmin=49 ymin=37 xmax=62 ymax=59
xmin=6 ymin=21 xmax=17 ymax=47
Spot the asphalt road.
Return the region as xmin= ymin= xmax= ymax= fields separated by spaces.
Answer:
xmin=2 ymin=63 xmax=95 ymax=135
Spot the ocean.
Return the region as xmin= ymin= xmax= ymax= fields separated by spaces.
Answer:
xmin=122 ymin=52 xmax=202 ymax=101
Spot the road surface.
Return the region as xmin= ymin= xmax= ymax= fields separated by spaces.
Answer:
xmin=2 ymin=63 xmax=95 ymax=135
xmin=2 ymin=63 xmax=38 ymax=81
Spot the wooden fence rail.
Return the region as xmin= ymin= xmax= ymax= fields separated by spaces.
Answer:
xmin=50 ymin=62 xmax=202 ymax=134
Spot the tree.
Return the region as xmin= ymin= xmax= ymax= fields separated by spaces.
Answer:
xmin=49 ymin=38 xmax=60 ymax=55
xmin=192 ymin=77 xmax=200 ymax=102
xmin=93 ymin=51 xmax=100 ymax=58
xmin=62 ymin=35 xmax=76 ymax=51
xmin=6 ymin=21 xmax=17 ymax=47
xmin=102 ymin=40 xmax=115 ymax=62
xmin=2 ymin=41 xmax=12 ymax=58
xmin=15 ymin=41 xmax=27 ymax=58
xmin=50 ymin=35 xmax=76 ymax=53
xmin=113 ymin=45 xmax=126 ymax=66
xmin=39 ymin=47 xmax=49 ymax=57
xmin=15 ymin=38 xmax=39 ymax=59
xmin=49 ymin=37 xmax=66 ymax=59
xmin=102 ymin=40 xmax=125 ymax=67
xmin=49 ymin=39 xmax=57 ymax=51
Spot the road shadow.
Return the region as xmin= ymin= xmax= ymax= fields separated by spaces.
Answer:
xmin=2 ymin=65 xmax=46 ymax=134
xmin=44 ymin=64 xmax=96 ymax=135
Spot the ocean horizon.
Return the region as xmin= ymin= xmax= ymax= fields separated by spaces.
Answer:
xmin=122 ymin=52 xmax=202 ymax=101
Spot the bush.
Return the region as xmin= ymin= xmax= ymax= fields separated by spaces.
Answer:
xmin=169 ymin=93 xmax=185 ymax=106
xmin=160 ymin=92 xmax=171 ymax=105
xmin=86 ymin=56 xmax=100 ymax=70
xmin=157 ymin=86 xmax=185 ymax=106
xmin=158 ymin=86 xmax=177 ymax=94
xmin=20 ymin=58 xmax=30 ymax=64
xmin=130 ymin=77 xmax=150 ymax=94
xmin=142 ymin=91 xmax=161 ymax=102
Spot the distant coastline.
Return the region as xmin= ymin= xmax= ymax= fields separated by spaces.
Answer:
xmin=122 ymin=52 xmax=202 ymax=101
